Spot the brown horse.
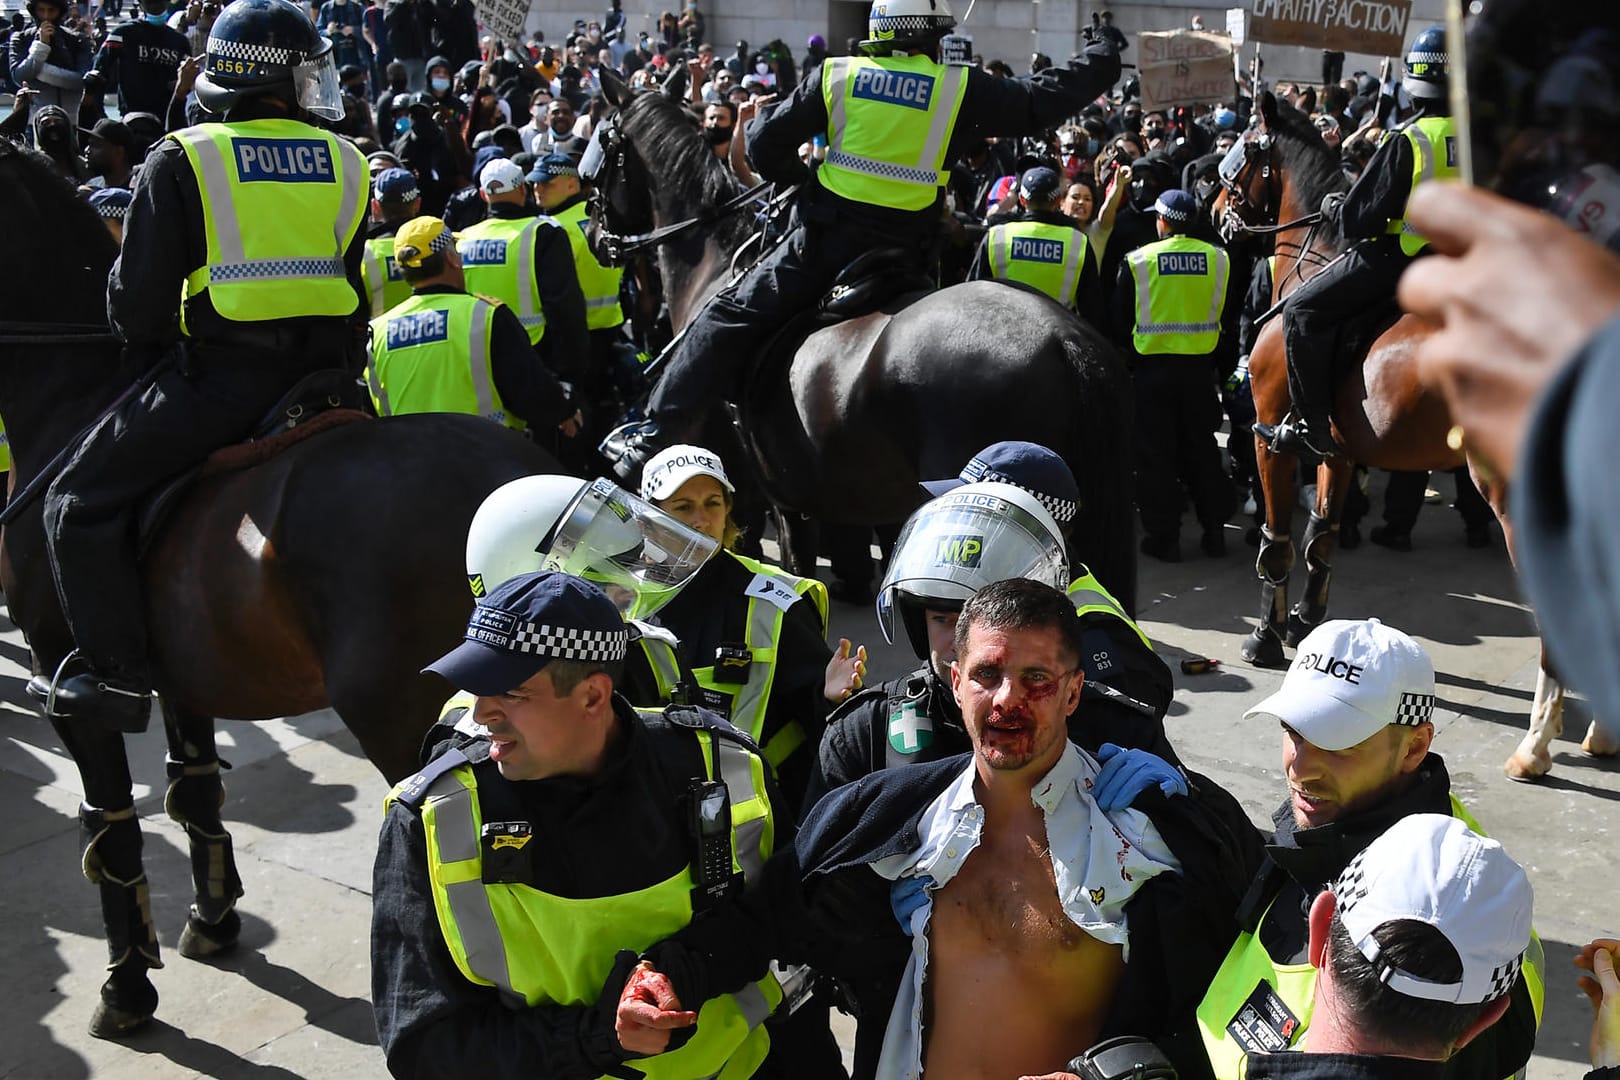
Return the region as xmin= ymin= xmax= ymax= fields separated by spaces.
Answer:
xmin=0 ymin=137 xmax=567 ymax=1036
xmin=1211 ymin=96 xmax=1611 ymax=779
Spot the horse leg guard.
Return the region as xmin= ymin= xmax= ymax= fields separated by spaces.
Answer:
xmin=164 ymin=759 xmax=244 ymax=959
xmin=80 ymin=803 xmax=161 ymax=1038
xmin=1286 ymin=512 xmax=1337 ymax=646
xmin=1242 ymin=528 xmax=1294 ymax=668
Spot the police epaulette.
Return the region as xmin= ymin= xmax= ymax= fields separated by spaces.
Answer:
xmin=827 ymin=685 xmax=885 ymax=723
xmin=658 ymin=703 xmax=763 ymax=755
xmin=391 ymin=746 xmax=471 ymax=810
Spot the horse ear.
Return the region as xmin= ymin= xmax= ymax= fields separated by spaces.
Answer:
xmin=600 ymin=67 xmax=631 ymax=108
xmin=663 ymin=64 xmax=690 ymax=102
xmin=1259 ymin=91 xmax=1279 ymax=131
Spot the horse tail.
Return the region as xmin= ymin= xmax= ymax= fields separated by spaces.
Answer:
xmin=1060 ymin=328 xmax=1139 ymax=616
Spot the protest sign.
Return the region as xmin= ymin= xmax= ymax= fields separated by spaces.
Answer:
xmin=1137 ymin=30 xmax=1235 ymax=112
xmin=477 ymin=0 xmax=530 ymax=42
xmin=1248 ymin=0 xmax=1412 ymax=55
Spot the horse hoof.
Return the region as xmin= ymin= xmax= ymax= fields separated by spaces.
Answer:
xmin=1241 ymin=629 xmax=1287 ymax=668
xmin=1503 ymin=750 xmax=1552 ymax=783
xmin=89 ymin=974 xmax=157 ymax=1039
xmin=1583 ymin=724 xmax=1620 ymax=758
xmin=179 ymin=907 xmax=241 ymax=960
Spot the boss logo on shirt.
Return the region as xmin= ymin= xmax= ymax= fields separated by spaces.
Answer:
xmin=459 ymin=239 xmax=509 ymax=265
xmin=386 ymin=308 xmax=449 ymax=349
xmin=1157 ymin=251 xmax=1208 ymax=275
xmin=851 ymin=67 xmax=935 ymax=110
xmin=232 ymin=137 xmax=336 ymax=183
xmin=1011 ymin=237 xmax=1064 ymax=264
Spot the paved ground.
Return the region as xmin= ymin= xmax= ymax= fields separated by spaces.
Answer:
xmin=3 ymin=470 xmax=1615 ymax=1079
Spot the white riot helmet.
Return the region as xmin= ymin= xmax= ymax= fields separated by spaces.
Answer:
xmin=877 ymin=480 xmax=1069 ymax=657
xmin=858 ymin=0 xmax=956 ymax=56
xmin=466 ymin=475 xmax=718 ymax=621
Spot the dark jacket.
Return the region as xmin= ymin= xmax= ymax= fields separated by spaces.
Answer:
xmin=968 ymin=206 xmax=1107 ymax=329
xmin=392 ymin=119 xmax=459 ymax=216
xmin=745 ymin=44 xmax=1122 ymax=242
xmin=644 ymin=752 xmax=1264 ymax=1080
xmin=383 ymin=0 xmax=431 ymax=61
xmin=427 ymin=0 xmax=477 ymax=68
xmin=1249 ymin=1050 xmax=1448 ymax=1080
xmin=88 ymin=17 xmax=190 ymax=116
xmin=7 ymin=17 xmax=93 ymax=116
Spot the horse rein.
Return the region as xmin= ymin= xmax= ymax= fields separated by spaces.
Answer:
xmin=0 ymin=320 xmax=119 ymax=345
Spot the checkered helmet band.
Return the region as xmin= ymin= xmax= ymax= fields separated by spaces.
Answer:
xmin=207 ymin=36 xmax=300 ymax=67
xmin=962 ymin=459 xmax=1078 ymax=524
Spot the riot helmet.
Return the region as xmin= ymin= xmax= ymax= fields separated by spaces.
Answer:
xmin=194 ymin=0 xmax=343 ymax=121
xmin=1402 ymin=25 xmax=1448 ymax=102
xmin=466 ymin=475 xmax=716 ymax=621
xmin=858 ymin=0 xmax=956 ymax=57
xmin=877 ymin=481 xmax=1069 ymax=658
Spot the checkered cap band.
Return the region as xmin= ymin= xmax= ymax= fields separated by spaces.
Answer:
xmin=963 ymin=460 xmax=1078 ymax=524
xmin=208 ymin=36 xmax=299 ymax=66
xmin=507 ymin=622 xmax=628 ymax=661
xmin=1483 ymin=955 xmax=1523 ymax=1003
xmin=1335 ymin=847 xmax=1371 ymax=916
xmin=1393 ymin=691 xmax=1434 ymax=727
xmin=871 ymin=13 xmax=953 ymax=32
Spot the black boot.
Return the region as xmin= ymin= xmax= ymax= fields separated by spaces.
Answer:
xmin=1256 ymin=413 xmax=1334 ymax=459
xmin=48 ymin=670 xmax=153 ymax=733
xmin=599 ymin=420 xmax=664 ymax=484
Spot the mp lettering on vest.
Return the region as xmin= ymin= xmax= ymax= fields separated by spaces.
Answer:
xmin=1157 ymin=251 xmax=1209 ymax=275
xmin=232 ymin=138 xmax=336 ymax=183
xmin=386 ymin=308 xmax=450 ymax=349
xmin=1011 ymin=237 xmax=1066 ymax=264
xmin=851 ymin=67 xmax=935 ymax=110
xmin=459 ymin=239 xmax=508 ymax=265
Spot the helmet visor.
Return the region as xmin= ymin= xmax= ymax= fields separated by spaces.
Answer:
xmin=543 ymin=478 xmax=718 ymax=620
xmin=294 ymin=50 xmax=344 ymax=122
xmin=876 ymin=490 xmax=1067 ymax=645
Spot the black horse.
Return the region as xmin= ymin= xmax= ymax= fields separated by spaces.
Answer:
xmin=588 ymin=71 xmax=1141 ymax=612
xmin=0 ymin=137 xmax=566 ymax=1036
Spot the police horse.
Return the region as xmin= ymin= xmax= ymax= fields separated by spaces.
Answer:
xmin=1212 ymin=94 xmax=1617 ymax=779
xmin=0 ymin=137 xmax=567 ymax=1036
xmin=587 ymin=70 xmax=1141 ymax=613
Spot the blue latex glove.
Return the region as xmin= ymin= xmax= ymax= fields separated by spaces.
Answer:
xmin=889 ymin=875 xmax=930 ymax=935
xmin=1092 ymin=742 xmax=1188 ymax=810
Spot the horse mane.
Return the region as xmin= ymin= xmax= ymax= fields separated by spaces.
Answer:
xmin=618 ymin=87 xmax=749 ymax=246
xmin=1266 ymin=99 xmax=1349 ymax=210
xmin=0 ymin=136 xmax=119 ymax=324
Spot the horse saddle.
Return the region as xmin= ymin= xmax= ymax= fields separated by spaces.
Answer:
xmin=820 ymin=248 xmax=936 ymax=318
xmin=136 ymin=369 xmax=373 ymax=555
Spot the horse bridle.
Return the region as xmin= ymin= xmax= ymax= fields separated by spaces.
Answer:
xmin=586 ymin=111 xmax=774 ymax=265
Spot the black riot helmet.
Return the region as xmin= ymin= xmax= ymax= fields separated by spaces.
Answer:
xmin=1402 ymin=25 xmax=1448 ymax=101
xmin=194 ymin=0 xmax=343 ymax=121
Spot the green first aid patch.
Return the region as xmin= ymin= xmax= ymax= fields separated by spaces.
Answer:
xmin=888 ymin=701 xmax=934 ymax=754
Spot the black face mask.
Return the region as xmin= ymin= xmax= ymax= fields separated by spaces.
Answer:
xmin=702 ymin=125 xmax=732 ymax=146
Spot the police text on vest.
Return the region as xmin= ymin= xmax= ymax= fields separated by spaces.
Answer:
xmin=851 ymin=67 xmax=935 ymax=110
xmin=233 ymin=137 xmax=336 ymax=183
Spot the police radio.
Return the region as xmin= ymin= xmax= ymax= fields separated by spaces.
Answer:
xmin=688 ymin=780 xmax=740 ymax=912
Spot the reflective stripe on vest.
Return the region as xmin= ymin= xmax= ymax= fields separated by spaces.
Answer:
xmin=361 ymin=234 xmax=412 ymax=317
xmin=819 ymin=55 xmax=968 ymax=212
xmin=634 ymin=621 xmax=686 ymax=706
xmin=1384 ymin=116 xmax=1459 ymax=256
xmin=986 ymin=220 xmax=1088 ymax=308
xmin=554 ymin=201 xmax=625 ymax=330
xmin=690 ymin=554 xmax=829 ymax=769
xmin=367 ymin=291 xmax=522 ymax=428
xmin=1196 ymin=793 xmax=1545 ymax=1080
xmin=1067 ymin=570 xmax=1153 ymax=651
xmin=169 ymin=119 xmax=366 ymax=332
xmin=1128 ymin=234 xmax=1230 ymax=355
xmin=457 ymin=215 xmax=554 ymax=344
xmin=389 ymin=721 xmax=780 ymax=1079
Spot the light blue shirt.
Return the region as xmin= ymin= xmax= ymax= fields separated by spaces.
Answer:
xmin=868 ymin=742 xmax=1182 ymax=1080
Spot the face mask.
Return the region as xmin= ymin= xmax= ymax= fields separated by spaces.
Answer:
xmin=702 ymin=125 xmax=732 ymax=146
xmin=143 ymin=11 xmax=166 ymax=23
xmin=755 ymin=61 xmax=769 ymax=75
xmin=395 ymin=115 xmax=411 ymax=135
xmin=1130 ymin=182 xmax=1158 ymax=211
xmin=431 ymin=76 xmax=451 ymax=93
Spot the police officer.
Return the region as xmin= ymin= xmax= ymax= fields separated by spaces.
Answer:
xmin=457 ymin=158 xmax=589 ymax=393
xmin=42 ymin=0 xmax=369 ymax=732
xmin=1172 ymin=618 xmax=1544 ymax=1080
xmin=1111 ymin=188 xmax=1237 ymax=562
xmin=366 ymin=216 xmax=576 ymax=434
xmin=360 ymin=166 xmax=419 ymax=316
xmin=371 ymin=571 xmax=794 ymax=1079
xmin=969 ymin=165 xmax=1105 ymax=329
xmin=1259 ymin=27 xmax=1454 ymax=459
xmin=84 ymin=0 xmax=190 ymax=117
xmin=604 ymin=0 xmax=1122 ymax=476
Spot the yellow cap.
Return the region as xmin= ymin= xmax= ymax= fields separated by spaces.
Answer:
xmin=394 ymin=216 xmax=456 ymax=268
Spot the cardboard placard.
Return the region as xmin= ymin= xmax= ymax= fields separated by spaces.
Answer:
xmin=1247 ymin=0 xmax=1413 ymax=56
xmin=1226 ymin=6 xmax=1247 ymax=46
xmin=477 ymin=0 xmax=530 ymax=43
xmin=940 ymin=33 xmax=975 ymax=66
xmin=1136 ymin=30 xmax=1235 ymax=112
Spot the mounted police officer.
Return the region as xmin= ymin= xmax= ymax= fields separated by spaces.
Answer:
xmin=41 ymin=0 xmax=369 ymax=733
xmin=1259 ymin=27 xmax=1455 ymax=459
xmin=969 ymin=165 xmax=1105 ymax=329
xmin=603 ymin=0 xmax=1122 ymax=477
xmin=371 ymin=571 xmax=809 ymax=1079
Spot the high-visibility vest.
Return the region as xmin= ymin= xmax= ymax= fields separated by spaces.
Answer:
xmin=1384 ymin=115 xmax=1459 ymax=256
xmin=688 ymin=553 xmax=830 ymax=769
xmin=986 ymin=220 xmax=1090 ymax=308
xmin=1126 ymin=234 xmax=1231 ymax=356
xmin=168 ymin=118 xmax=367 ymax=333
xmin=551 ymin=200 xmax=624 ymax=330
xmin=386 ymin=709 xmax=781 ymax=1080
xmin=360 ymin=233 xmax=412 ymax=317
xmin=0 ymin=414 xmax=9 ymax=474
xmin=1067 ymin=568 xmax=1153 ymax=651
xmin=1194 ymin=792 xmax=1546 ymax=1080
xmin=817 ymin=54 xmax=969 ymax=212
xmin=457 ymin=215 xmax=558 ymax=345
xmin=366 ymin=291 xmax=523 ymax=429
